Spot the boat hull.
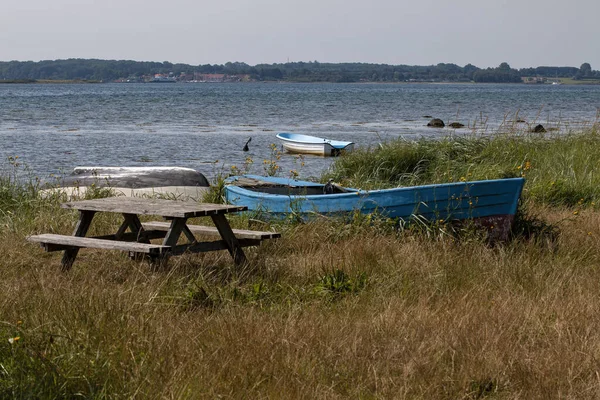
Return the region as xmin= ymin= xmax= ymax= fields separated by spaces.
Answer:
xmin=224 ymin=175 xmax=525 ymax=222
xmin=276 ymin=133 xmax=354 ymax=156
xmin=42 ymin=166 xmax=210 ymax=200
xmin=280 ymin=141 xmax=355 ymax=156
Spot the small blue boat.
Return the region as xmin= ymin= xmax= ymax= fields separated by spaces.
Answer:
xmin=276 ymin=132 xmax=354 ymax=156
xmin=224 ymin=175 xmax=524 ymax=230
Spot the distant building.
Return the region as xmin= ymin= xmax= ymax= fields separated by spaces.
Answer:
xmin=522 ymin=76 xmax=546 ymax=84
xmin=195 ymin=73 xmax=225 ymax=82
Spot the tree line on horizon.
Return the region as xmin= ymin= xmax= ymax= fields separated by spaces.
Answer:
xmin=0 ymin=59 xmax=598 ymax=83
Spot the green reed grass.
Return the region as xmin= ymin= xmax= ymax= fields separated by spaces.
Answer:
xmin=327 ymin=126 xmax=600 ymax=207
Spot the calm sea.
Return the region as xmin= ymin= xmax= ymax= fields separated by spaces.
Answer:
xmin=1 ymin=82 xmax=599 ymax=181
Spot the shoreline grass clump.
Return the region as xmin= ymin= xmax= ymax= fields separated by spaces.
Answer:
xmin=327 ymin=126 xmax=600 ymax=207
xmin=4 ymin=129 xmax=600 ymax=398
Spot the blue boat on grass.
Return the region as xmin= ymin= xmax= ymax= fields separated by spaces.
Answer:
xmin=225 ymin=175 xmax=525 ymax=237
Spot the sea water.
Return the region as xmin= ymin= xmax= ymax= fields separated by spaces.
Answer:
xmin=1 ymin=82 xmax=599 ymax=181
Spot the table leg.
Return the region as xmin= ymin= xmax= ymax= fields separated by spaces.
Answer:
xmin=116 ymin=213 xmax=150 ymax=243
xmin=210 ymin=214 xmax=247 ymax=266
xmin=181 ymin=225 xmax=196 ymax=243
xmin=148 ymin=218 xmax=188 ymax=268
xmin=61 ymin=210 xmax=95 ymax=271
xmin=116 ymin=213 xmax=151 ymax=261
xmin=162 ymin=218 xmax=187 ymax=247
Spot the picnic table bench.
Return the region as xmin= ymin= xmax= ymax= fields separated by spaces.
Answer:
xmin=27 ymin=197 xmax=280 ymax=270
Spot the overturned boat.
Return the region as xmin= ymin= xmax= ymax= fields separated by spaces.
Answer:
xmin=44 ymin=166 xmax=210 ymax=200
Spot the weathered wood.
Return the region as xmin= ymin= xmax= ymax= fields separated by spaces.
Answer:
xmin=210 ymin=214 xmax=247 ymax=266
xmin=62 ymin=210 xmax=95 ymax=271
xmin=168 ymin=238 xmax=261 ymax=256
xmin=28 ymin=234 xmax=170 ymax=254
xmin=61 ymin=197 xmax=247 ymax=218
xmin=141 ymin=221 xmax=281 ymax=240
xmin=93 ymin=230 xmax=166 ymax=242
xmin=181 ymin=224 xmax=196 ymax=243
xmin=114 ymin=215 xmax=131 ymax=239
xmin=161 ymin=218 xmax=188 ymax=247
xmin=119 ymin=213 xmax=150 ymax=244
xmin=30 ymin=198 xmax=268 ymax=270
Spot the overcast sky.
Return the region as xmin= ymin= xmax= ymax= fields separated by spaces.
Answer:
xmin=1 ymin=0 xmax=598 ymax=69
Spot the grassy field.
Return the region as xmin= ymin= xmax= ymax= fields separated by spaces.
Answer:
xmin=557 ymin=78 xmax=600 ymax=85
xmin=3 ymin=128 xmax=600 ymax=398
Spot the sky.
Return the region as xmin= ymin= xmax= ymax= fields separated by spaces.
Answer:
xmin=1 ymin=0 xmax=598 ymax=69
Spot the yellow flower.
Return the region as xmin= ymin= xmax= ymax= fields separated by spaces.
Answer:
xmin=573 ymin=211 xmax=579 ymax=215
xmin=460 ymin=177 xmax=466 ymax=182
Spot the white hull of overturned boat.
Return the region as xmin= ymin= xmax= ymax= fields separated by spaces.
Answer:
xmin=42 ymin=166 xmax=210 ymax=200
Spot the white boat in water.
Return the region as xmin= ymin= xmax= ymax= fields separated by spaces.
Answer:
xmin=276 ymin=132 xmax=354 ymax=156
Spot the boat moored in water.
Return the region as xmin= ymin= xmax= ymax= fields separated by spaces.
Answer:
xmin=276 ymin=132 xmax=354 ymax=156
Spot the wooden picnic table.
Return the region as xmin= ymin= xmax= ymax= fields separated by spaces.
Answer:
xmin=28 ymin=197 xmax=280 ymax=270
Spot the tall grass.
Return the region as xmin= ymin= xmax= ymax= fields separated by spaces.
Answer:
xmin=4 ymin=129 xmax=600 ymax=398
xmin=327 ymin=126 xmax=600 ymax=206
xmin=3 ymin=203 xmax=600 ymax=398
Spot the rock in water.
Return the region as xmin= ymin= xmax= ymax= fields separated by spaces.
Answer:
xmin=449 ymin=122 xmax=465 ymax=128
xmin=427 ymin=118 xmax=445 ymax=128
xmin=531 ymin=124 xmax=546 ymax=133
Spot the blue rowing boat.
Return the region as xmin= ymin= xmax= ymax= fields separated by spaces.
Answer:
xmin=224 ymin=175 xmax=525 ymax=232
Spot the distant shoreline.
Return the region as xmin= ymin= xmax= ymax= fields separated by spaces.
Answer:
xmin=2 ymin=79 xmax=600 ymax=85
xmin=0 ymin=79 xmax=101 ymax=84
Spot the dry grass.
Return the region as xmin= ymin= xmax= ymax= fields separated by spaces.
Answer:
xmin=2 ymin=200 xmax=600 ymax=399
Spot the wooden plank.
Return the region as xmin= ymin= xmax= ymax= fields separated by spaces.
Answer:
xmin=161 ymin=218 xmax=187 ymax=247
xmin=142 ymin=221 xmax=281 ymax=240
xmin=121 ymin=213 xmax=151 ymax=244
xmin=62 ymin=210 xmax=95 ymax=271
xmin=181 ymin=224 xmax=197 ymax=243
xmin=168 ymin=238 xmax=262 ymax=256
xmin=210 ymin=214 xmax=247 ymax=266
xmin=28 ymin=234 xmax=169 ymax=254
xmin=61 ymin=197 xmax=247 ymax=218
xmin=93 ymin=230 xmax=166 ymax=242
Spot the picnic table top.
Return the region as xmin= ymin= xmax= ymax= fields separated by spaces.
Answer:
xmin=61 ymin=197 xmax=247 ymax=218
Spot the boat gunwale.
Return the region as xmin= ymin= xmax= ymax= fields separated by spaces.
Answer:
xmin=225 ymin=175 xmax=525 ymax=201
xmin=224 ymin=175 xmax=525 ymax=219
